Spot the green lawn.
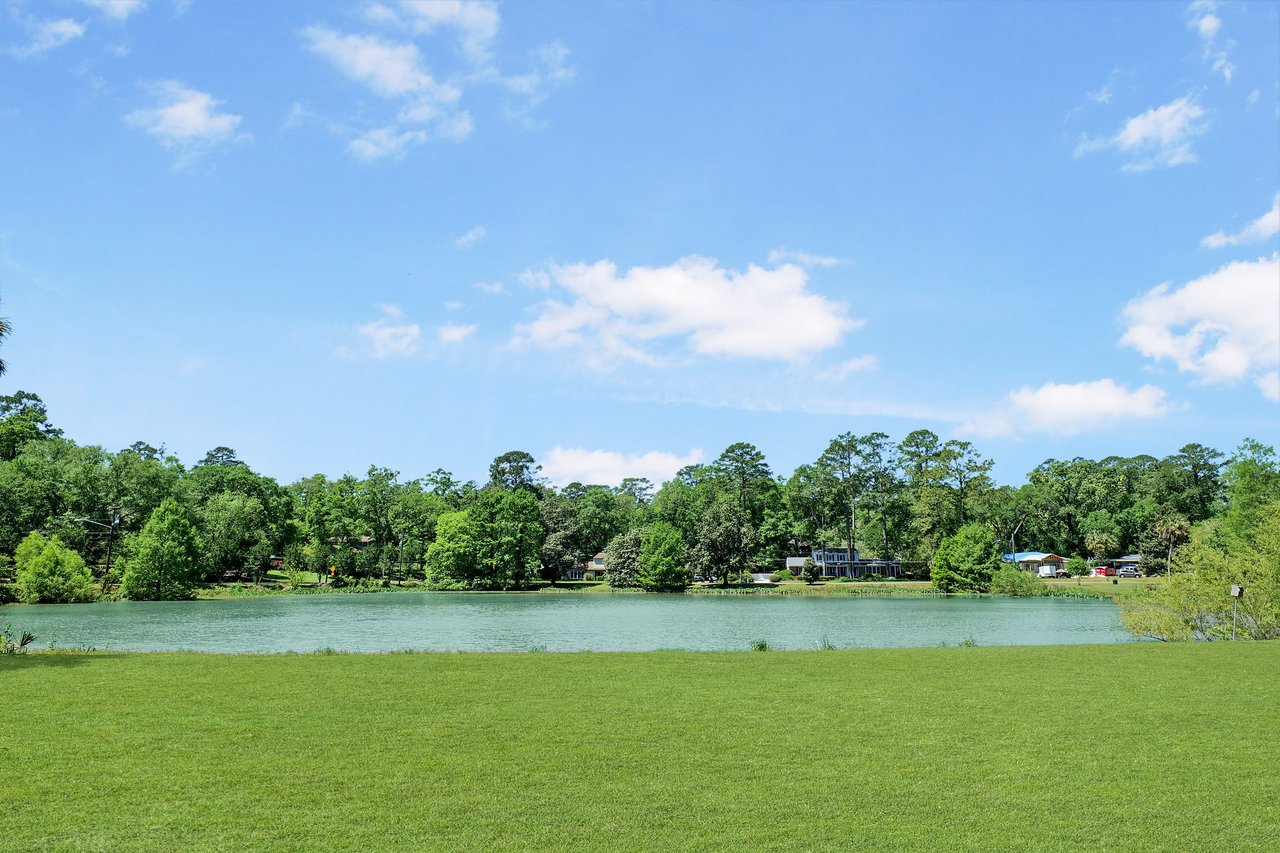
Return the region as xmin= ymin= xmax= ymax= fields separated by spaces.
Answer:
xmin=2 ymin=643 xmax=1276 ymax=851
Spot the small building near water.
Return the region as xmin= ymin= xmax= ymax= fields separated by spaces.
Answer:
xmin=1002 ymin=551 xmax=1067 ymax=575
xmin=568 ymin=551 xmax=606 ymax=581
xmin=784 ymin=549 xmax=903 ymax=578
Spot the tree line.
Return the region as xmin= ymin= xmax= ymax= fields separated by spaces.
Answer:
xmin=0 ymin=389 xmax=1277 ymax=606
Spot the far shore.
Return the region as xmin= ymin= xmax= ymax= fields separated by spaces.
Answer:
xmin=1 ymin=574 xmax=1157 ymax=606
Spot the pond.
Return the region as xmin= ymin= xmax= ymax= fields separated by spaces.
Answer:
xmin=3 ymin=592 xmax=1136 ymax=653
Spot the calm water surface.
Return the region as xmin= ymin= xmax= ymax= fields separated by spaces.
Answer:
xmin=4 ymin=592 xmax=1136 ymax=652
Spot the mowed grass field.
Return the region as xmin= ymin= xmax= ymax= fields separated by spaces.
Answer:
xmin=2 ymin=643 xmax=1277 ymax=852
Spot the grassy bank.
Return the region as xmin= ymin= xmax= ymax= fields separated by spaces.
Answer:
xmin=2 ymin=643 xmax=1275 ymax=851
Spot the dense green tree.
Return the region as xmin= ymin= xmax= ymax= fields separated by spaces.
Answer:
xmin=603 ymin=527 xmax=644 ymax=588
xmin=859 ymin=432 xmax=905 ymax=559
xmin=488 ymin=451 xmax=542 ymax=493
xmin=818 ymin=432 xmax=872 ymax=563
xmin=358 ymin=466 xmax=401 ymax=576
xmin=711 ymin=442 xmax=774 ymax=528
xmin=1164 ymin=443 xmax=1225 ymax=522
xmin=120 ymin=498 xmax=203 ymax=600
xmin=652 ymin=470 xmax=718 ymax=548
xmin=618 ymin=477 xmax=655 ymax=505
xmin=14 ymin=532 xmax=94 ymax=604
xmin=389 ymin=486 xmax=450 ymax=576
xmin=691 ymin=501 xmax=757 ymax=587
xmin=1217 ymin=439 xmax=1280 ymax=550
xmin=202 ymin=492 xmax=271 ymax=582
xmin=425 ymin=490 xmax=543 ymax=589
xmin=930 ymin=523 xmax=1000 ymax=593
xmin=0 ymin=391 xmax=62 ymax=461
xmin=636 ymin=521 xmax=689 ymax=592
xmin=538 ymin=495 xmax=579 ymax=584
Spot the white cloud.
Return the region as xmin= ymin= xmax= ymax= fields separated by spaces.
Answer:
xmin=1075 ymin=95 xmax=1207 ymax=171
xmin=474 ymin=281 xmax=505 ymax=294
xmin=960 ymin=379 xmax=1171 ymax=437
xmin=540 ymin=446 xmax=704 ymax=488
xmin=126 ymin=81 xmax=246 ymax=160
xmin=767 ymin=248 xmax=841 ymax=268
xmin=454 ymin=225 xmax=486 ymax=248
xmin=444 ymin=300 xmax=464 ymax=310
xmin=816 ymin=355 xmax=879 ymax=382
xmin=80 ymin=0 xmax=146 ymax=20
xmin=302 ymin=27 xmax=440 ymax=97
xmin=1201 ymin=194 xmax=1280 ymax=248
xmin=436 ymin=322 xmax=476 ymax=344
xmin=358 ymin=305 xmax=421 ymax=358
xmin=1120 ymin=254 xmax=1279 ymax=396
xmin=10 ymin=18 xmax=85 ymax=58
xmin=512 ymin=256 xmax=859 ymax=366
xmin=1187 ymin=1 xmax=1233 ymax=82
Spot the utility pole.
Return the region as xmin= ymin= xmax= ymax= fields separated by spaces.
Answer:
xmin=79 ymin=506 xmax=122 ymax=589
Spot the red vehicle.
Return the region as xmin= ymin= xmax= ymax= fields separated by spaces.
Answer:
xmin=1092 ymin=566 xmax=1116 ymax=577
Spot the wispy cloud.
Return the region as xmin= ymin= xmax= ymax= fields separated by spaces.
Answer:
xmin=815 ymin=355 xmax=878 ymax=382
xmin=1187 ymin=1 xmax=1233 ymax=82
xmin=80 ymin=0 xmax=146 ymax=20
xmin=436 ymin=322 xmax=476 ymax=344
xmin=960 ymin=379 xmax=1171 ymax=438
xmin=302 ymin=25 xmax=467 ymax=159
xmin=474 ymin=281 xmax=505 ymax=294
xmin=1201 ymin=193 xmax=1280 ymax=248
xmin=10 ymin=18 xmax=85 ymax=59
xmin=1075 ymin=95 xmax=1207 ymax=171
xmin=364 ymin=0 xmax=500 ymax=63
xmin=302 ymin=1 xmax=570 ymax=159
xmin=357 ymin=304 xmax=421 ymax=358
xmin=126 ymin=81 xmax=247 ymax=163
xmin=767 ymin=247 xmax=842 ymax=268
xmin=1120 ymin=254 xmax=1280 ymax=397
xmin=454 ymin=225 xmax=486 ymax=248
xmin=1087 ymin=69 xmax=1122 ymax=104
xmin=540 ymin=446 xmax=704 ymax=488
xmin=512 ymin=255 xmax=859 ymax=367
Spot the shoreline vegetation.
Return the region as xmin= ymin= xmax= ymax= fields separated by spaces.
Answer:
xmin=1 ymin=390 xmax=1276 ymax=642
xmin=0 ymin=573 xmax=1153 ymax=605
xmin=2 ymin=642 xmax=1276 ymax=851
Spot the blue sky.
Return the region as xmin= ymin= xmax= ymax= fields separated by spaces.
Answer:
xmin=2 ymin=0 xmax=1278 ymax=487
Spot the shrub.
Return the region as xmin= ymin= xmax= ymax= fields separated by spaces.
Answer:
xmin=989 ymin=566 xmax=1047 ymax=597
xmin=750 ymin=638 xmax=770 ymax=652
xmin=769 ymin=568 xmax=794 ymax=583
xmin=931 ymin=523 xmax=1001 ymax=593
xmin=802 ymin=558 xmax=821 ymax=585
xmin=14 ymin=532 xmax=95 ymax=604
xmin=1066 ymin=556 xmax=1089 ymax=577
